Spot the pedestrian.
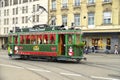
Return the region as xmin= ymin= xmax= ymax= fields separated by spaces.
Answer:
xmin=1 ymin=44 xmax=4 ymax=49
xmin=85 ymin=46 xmax=88 ymax=54
xmin=92 ymin=45 xmax=95 ymax=53
xmin=114 ymin=45 xmax=118 ymax=54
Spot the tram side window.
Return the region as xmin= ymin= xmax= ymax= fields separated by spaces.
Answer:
xmin=9 ymin=36 xmax=12 ymax=44
xmin=31 ymin=35 xmax=37 ymax=44
xmin=50 ymin=34 xmax=56 ymax=44
xmin=68 ymin=35 xmax=73 ymax=44
xmin=20 ymin=35 xmax=25 ymax=44
xmin=14 ymin=36 xmax=18 ymax=44
xmin=26 ymin=35 xmax=30 ymax=44
xmin=76 ymin=34 xmax=80 ymax=44
xmin=38 ymin=35 xmax=42 ymax=44
xmin=43 ymin=34 xmax=48 ymax=44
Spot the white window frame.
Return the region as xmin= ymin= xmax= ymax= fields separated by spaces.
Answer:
xmin=74 ymin=14 xmax=80 ymax=26
xmin=88 ymin=0 xmax=95 ymax=4
xmin=61 ymin=0 xmax=68 ymax=8
xmin=74 ymin=0 xmax=80 ymax=6
xmin=62 ymin=15 xmax=67 ymax=26
xmin=103 ymin=0 xmax=111 ymax=2
xmin=88 ymin=12 xmax=95 ymax=26
xmin=103 ymin=11 xmax=112 ymax=24
xmin=51 ymin=0 xmax=56 ymax=10
xmin=51 ymin=16 xmax=56 ymax=25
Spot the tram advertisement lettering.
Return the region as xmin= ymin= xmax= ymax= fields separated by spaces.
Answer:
xmin=33 ymin=46 xmax=39 ymax=51
xmin=51 ymin=46 xmax=56 ymax=51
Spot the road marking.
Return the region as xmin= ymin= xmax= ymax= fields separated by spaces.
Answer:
xmin=91 ymin=76 xmax=120 ymax=80
xmin=60 ymin=72 xmax=82 ymax=77
xmin=27 ymin=68 xmax=51 ymax=72
xmin=0 ymin=64 xmax=24 ymax=69
xmin=0 ymin=64 xmax=51 ymax=73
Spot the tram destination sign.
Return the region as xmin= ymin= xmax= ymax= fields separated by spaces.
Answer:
xmin=22 ymin=25 xmax=56 ymax=32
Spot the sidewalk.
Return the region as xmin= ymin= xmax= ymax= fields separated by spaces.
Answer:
xmin=84 ymin=52 xmax=120 ymax=59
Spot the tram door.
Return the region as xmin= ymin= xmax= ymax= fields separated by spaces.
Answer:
xmin=58 ymin=34 xmax=66 ymax=55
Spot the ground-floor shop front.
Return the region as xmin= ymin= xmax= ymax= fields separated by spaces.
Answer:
xmin=83 ymin=32 xmax=120 ymax=54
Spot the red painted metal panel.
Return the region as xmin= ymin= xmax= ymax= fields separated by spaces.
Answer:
xmin=17 ymin=51 xmax=57 ymax=56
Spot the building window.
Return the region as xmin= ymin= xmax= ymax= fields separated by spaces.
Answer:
xmin=62 ymin=0 xmax=67 ymax=8
xmin=23 ymin=0 xmax=28 ymax=3
xmin=16 ymin=17 xmax=18 ymax=24
xmin=33 ymin=0 xmax=38 ymax=1
xmin=7 ymin=18 xmax=9 ymax=25
xmin=4 ymin=19 xmax=6 ymax=25
xmin=0 ymin=19 xmax=1 ymax=25
xmin=92 ymin=38 xmax=103 ymax=49
xmin=51 ymin=16 xmax=56 ymax=25
xmin=13 ymin=18 xmax=14 ymax=24
xmin=4 ymin=10 xmax=6 ymax=16
xmin=74 ymin=14 xmax=80 ymax=26
xmin=103 ymin=0 xmax=111 ymax=2
xmin=51 ymin=0 xmax=56 ymax=10
xmin=25 ymin=16 xmax=28 ymax=23
xmin=22 ymin=17 xmax=24 ymax=23
xmin=74 ymin=0 xmax=80 ymax=6
xmin=13 ymin=0 xmax=18 ymax=5
xmin=5 ymin=0 xmax=9 ymax=6
xmin=16 ymin=7 xmax=18 ymax=14
xmin=22 ymin=7 xmax=25 ymax=13
xmin=7 ymin=9 xmax=9 ymax=16
xmin=4 ymin=27 xmax=6 ymax=33
xmin=0 ymin=10 xmax=1 ymax=16
xmin=19 ymin=0 xmax=21 ymax=4
xmin=106 ymin=38 xmax=111 ymax=50
xmin=33 ymin=5 xmax=36 ymax=12
xmin=62 ymin=15 xmax=67 ymax=26
xmin=36 ymin=15 xmax=39 ymax=22
xmin=1 ymin=2 xmax=4 ymax=7
xmin=88 ymin=0 xmax=95 ymax=4
xmin=26 ymin=6 xmax=28 ymax=13
xmin=29 ymin=0 xmax=32 ymax=2
xmin=7 ymin=27 xmax=9 ymax=33
xmin=37 ymin=4 xmax=40 ymax=11
xmin=13 ymin=8 xmax=15 ymax=15
xmin=88 ymin=13 xmax=94 ymax=25
xmin=103 ymin=12 xmax=111 ymax=24
xmin=33 ymin=15 xmax=35 ymax=22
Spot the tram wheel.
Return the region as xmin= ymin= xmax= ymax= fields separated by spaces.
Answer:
xmin=76 ymin=59 xmax=80 ymax=63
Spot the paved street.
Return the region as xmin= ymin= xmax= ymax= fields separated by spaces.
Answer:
xmin=0 ymin=50 xmax=120 ymax=80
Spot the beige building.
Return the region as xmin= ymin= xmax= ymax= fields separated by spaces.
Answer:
xmin=48 ymin=0 xmax=120 ymax=53
xmin=0 ymin=0 xmax=48 ymax=49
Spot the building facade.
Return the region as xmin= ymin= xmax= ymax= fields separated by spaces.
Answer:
xmin=48 ymin=0 xmax=120 ymax=53
xmin=0 ymin=0 xmax=48 ymax=48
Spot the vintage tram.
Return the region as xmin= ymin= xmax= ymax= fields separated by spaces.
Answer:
xmin=8 ymin=24 xmax=86 ymax=62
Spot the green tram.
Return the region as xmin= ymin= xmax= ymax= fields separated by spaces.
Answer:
xmin=8 ymin=25 xmax=86 ymax=62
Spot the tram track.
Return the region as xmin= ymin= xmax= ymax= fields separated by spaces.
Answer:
xmin=19 ymin=59 xmax=120 ymax=80
xmin=83 ymin=61 xmax=120 ymax=72
xmin=0 ymin=57 xmax=50 ymax=80
xmin=1 ymin=55 xmax=120 ymax=80
xmin=15 ymin=59 xmax=78 ymax=80
xmin=13 ymin=59 xmax=93 ymax=80
xmin=0 ymin=57 xmax=75 ymax=80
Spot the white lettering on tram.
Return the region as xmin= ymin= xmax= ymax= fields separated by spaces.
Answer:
xmin=29 ymin=28 xmax=45 ymax=32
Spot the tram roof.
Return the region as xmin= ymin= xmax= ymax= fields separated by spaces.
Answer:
xmin=9 ymin=25 xmax=82 ymax=36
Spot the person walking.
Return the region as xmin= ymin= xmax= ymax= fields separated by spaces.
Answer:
xmin=114 ymin=45 xmax=118 ymax=54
